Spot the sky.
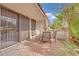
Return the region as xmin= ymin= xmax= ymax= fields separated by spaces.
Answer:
xmin=40 ymin=3 xmax=67 ymax=23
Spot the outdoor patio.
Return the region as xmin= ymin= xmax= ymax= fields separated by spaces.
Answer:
xmin=0 ymin=37 xmax=79 ymax=56
xmin=0 ymin=3 xmax=79 ymax=56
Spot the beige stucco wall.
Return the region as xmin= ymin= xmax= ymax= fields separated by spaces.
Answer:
xmin=36 ymin=17 xmax=49 ymax=34
xmin=0 ymin=3 xmax=48 ymax=33
xmin=0 ymin=6 xmax=1 ymax=49
xmin=19 ymin=15 xmax=29 ymax=41
xmin=0 ymin=3 xmax=45 ymax=21
xmin=36 ymin=20 xmax=45 ymax=35
xmin=0 ymin=3 xmax=48 ymax=39
xmin=0 ymin=6 xmax=1 ymax=16
xmin=45 ymin=17 xmax=49 ymax=31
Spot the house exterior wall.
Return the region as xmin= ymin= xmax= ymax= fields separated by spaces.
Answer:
xmin=0 ymin=4 xmax=45 ymax=21
xmin=0 ymin=6 xmax=1 ymax=49
xmin=0 ymin=3 xmax=48 ymax=49
xmin=36 ymin=20 xmax=45 ymax=35
xmin=31 ymin=19 xmax=36 ymax=36
xmin=45 ymin=17 xmax=49 ymax=31
xmin=19 ymin=15 xmax=29 ymax=41
xmin=0 ymin=3 xmax=48 ymax=36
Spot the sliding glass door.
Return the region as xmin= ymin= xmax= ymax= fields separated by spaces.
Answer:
xmin=1 ymin=7 xmax=19 ymax=49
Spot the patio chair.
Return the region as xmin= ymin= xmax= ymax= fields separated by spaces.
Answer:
xmin=31 ymin=29 xmax=43 ymax=42
xmin=41 ymin=31 xmax=51 ymax=42
xmin=35 ymin=33 xmax=43 ymax=41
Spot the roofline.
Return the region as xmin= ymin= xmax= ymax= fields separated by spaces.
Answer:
xmin=0 ymin=3 xmax=48 ymax=19
xmin=34 ymin=3 xmax=48 ymax=19
xmin=37 ymin=3 xmax=46 ymax=15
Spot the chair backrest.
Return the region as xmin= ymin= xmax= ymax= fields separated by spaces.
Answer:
xmin=42 ymin=32 xmax=51 ymax=41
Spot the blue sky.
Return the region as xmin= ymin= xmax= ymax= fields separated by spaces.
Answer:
xmin=40 ymin=3 xmax=67 ymax=23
